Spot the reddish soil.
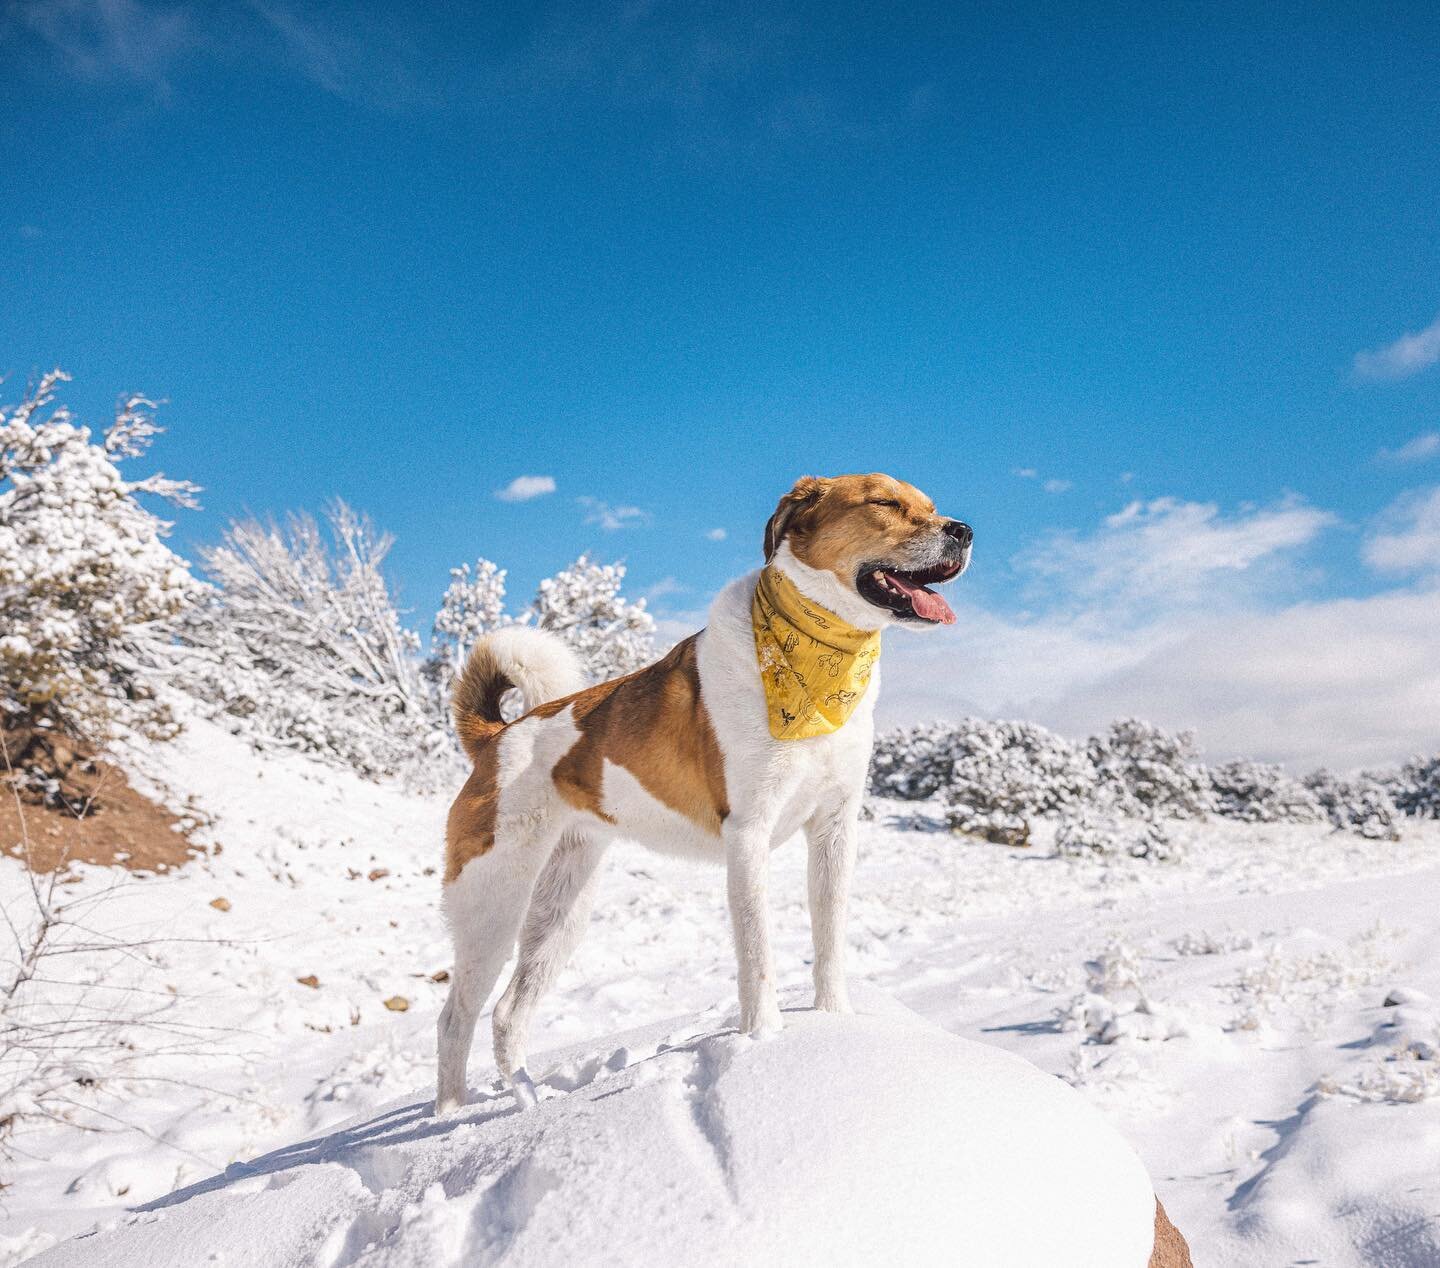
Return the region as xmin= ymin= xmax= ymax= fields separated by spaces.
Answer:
xmin=1 ymin=728 xmax=205 ymax=874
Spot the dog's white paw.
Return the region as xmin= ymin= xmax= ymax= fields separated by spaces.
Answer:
xmin=510 ymin=1067 xmax=539 ymax=1110
xmin=433 ymin=1092 xmax=467 ymax=1116
xmin=813 ymin=991 xmax=853 ymax=1015
xmin=741 ymin=999 xmax=785 ymax=1039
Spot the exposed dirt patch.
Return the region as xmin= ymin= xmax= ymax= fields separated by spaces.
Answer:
xmin=1 ymin=729 xmax=205 ymax=874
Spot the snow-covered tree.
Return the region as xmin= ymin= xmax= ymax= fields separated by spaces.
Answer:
xmin=1087 ymin=719 xmax=1213 ymax=819
xmin=1 ymin=370 xmax=198 ymax=796
xmin=1393 ymin=754 xmax=1440 ymax=820
xmin=529 ymin=555 xmax=656 ymax=682
xmin=1303 ymin=770 xmax=1402 ymax=841
xmin=1207 ymin=760 xmax=1323 ymax=824
xmin=426 ymin=559 xmax=512 ymax=694
xmin=177 ymin=501 xmax=446 ymax=781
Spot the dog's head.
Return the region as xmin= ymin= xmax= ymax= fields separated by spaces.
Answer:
xmin=763 ymin=473 xmax=971 ymax=628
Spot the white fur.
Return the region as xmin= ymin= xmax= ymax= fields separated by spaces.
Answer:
xmin=435 ymin=549 xmax=902 ymax=1112
xmin=478 ymin=625 xmax=586 ymax=710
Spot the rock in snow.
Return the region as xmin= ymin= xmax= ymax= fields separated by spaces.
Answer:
xmin=31 ymin=988 xmax=1177 ymax=1268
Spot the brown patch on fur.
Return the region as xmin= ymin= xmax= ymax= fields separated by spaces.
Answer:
xmin=443 ymin=736 xmax=501 ymax=883
xmin=1149 ymin=1199 xmax=1193 ymax=1268
xmin=451 ymin=641 xmax=514 ymax=761
xmin=551 ymin=636 xmax=729 ymax=834
xmin=443 ymin=635 xmax=729 ymax=883
xmin=764 ymin=473 xmax=944 ymax=584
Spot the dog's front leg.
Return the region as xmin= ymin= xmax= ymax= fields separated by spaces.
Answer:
xmin=805 ymin=799 xmax=857 ymax=1014
xmin=724 ymin=816 xmax=783 ymax=1036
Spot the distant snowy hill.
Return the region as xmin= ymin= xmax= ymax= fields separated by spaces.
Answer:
xmin=26 ymin=987 xmax=1164 ymax=1268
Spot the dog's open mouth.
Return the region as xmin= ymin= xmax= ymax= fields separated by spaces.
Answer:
xmin=856 ymin=559 xmax=963 ymax=624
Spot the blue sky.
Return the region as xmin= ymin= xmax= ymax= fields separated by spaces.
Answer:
xmin=3 ymin=1 xmax=1439 ymax=766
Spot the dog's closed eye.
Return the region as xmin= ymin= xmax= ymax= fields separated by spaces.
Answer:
xmin=866 ymin=498 xmax=901 ymax=509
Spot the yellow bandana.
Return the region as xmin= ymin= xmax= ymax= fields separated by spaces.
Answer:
xmin=751 ymin=565 xmax=882 ymax=740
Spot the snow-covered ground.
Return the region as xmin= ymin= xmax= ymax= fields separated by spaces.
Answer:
xmin=4 ymin=713 xmax=1439 ymax=1266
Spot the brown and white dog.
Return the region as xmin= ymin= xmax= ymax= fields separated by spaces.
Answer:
xmin=434 ymin=472 xmax=971 ymax=1112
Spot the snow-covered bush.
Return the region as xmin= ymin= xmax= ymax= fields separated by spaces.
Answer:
xmin=1087 ymin=719 xmax=1213 ymax=819
xmin=1207 ymin=760 xmax=1323 ymax=823
xmin=177 ymin=502 xmax=447 ymax=781
xmin=529 ymin=554 xmax=656 ymax=682
xmin=425 ymin=553 xmax=655 ymax=705
xmin=1 ymin=371 xmax=198 ymax=797
xmin=1054 ymin=803 xmax=1181 ymax=862
xmin=1304 ymin=770 xmax=1402 ymax=841
xmin=1059 ymin=942 xmax=1189 ymax=1043
xmin=941 ymin=719 xmax=1096 ymax=842
xmin=1393 ymin=754 xmax=1440 ymax=820
xmin=869 ymin=722 xmax=966 ymax=800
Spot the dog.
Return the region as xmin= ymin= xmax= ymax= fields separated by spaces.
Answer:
xmin=435 ymin=472 xmax=971 ymax=1111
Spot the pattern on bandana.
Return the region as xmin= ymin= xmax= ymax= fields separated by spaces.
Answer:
xmin=751 ymin=565 xmax=881 ymax=740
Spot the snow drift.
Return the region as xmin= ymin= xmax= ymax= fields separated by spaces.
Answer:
xmin=29 ymin=987 xmax=1166 ymax=1268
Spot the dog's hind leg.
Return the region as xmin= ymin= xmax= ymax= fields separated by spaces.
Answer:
xmin=492 ymin=828 xmax=608 ymax=1093
xmin=434 ymin=815 xmax=569 ymax=1114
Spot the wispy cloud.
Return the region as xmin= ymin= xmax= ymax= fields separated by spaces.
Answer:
xmin=17 ymin=224 xmax=43 ymax=240
xmin=642 ymin=576 xmax=688 ymax=602
xmin=1018 ymin=495 xmax=1335 ymax=617
xmin=880 ymin=493 xmax=1437 ymax=770
xmin=494 ymin=474 xmax=556 ymax=503
xmin=1013 ymin=467 xmax=1070 ymax=494
xmin=578 ymin=496 xmax=650 ymax=531
xmin=1363 ymin=485 xmax=1440 ymax=575
xmin=704 ymin=527 xmax=727 ymax=541
xmin=1376 ymin=432 xmax=1440 ymax=466
xmin=1354 ymin=312 xmax=1440 ymax=381
xmin=9 ymin=0 xmax=194 ymax=92
xmin=244 ymin=1 xmax=425 ymax=108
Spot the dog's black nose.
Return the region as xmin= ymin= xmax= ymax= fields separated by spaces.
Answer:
xmin=944 ymin=520 xmax=973 ymax=547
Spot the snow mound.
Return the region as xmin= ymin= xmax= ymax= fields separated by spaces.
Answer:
xmin=31 ymin=988 xmax=1161 ymax=1268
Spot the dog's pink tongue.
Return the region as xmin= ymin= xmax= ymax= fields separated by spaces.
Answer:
xmin=886 ymin=573 xmax=956 ymax=624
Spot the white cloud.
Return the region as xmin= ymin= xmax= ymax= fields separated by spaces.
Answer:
xmin=494 ymin=474 xmax=556 ymax=503
xmin=1363 ymin=486 xmax=1440 ymax=575
xmin=17 ymin=224 xmax=42 ymax=241
xmin=1376 ymin=432 xmax=1440 ymax=465
xmin=705 ymin=527 xmax=727 ymax=541
xmin=1354 ymin=312 xmax=1440 ymax=381
xmin=873 ymin=493 xmax=1440 ymax=771
xmin=578 ymin=496 xmax=650 ymax=531
xmin=1012 ymin=467 xmax=1038 ymax=479
xmin=1042 ymin=478 xmax=1072 ymax=494
xmin=1018 ymin=495 xmax=1335 ymax=617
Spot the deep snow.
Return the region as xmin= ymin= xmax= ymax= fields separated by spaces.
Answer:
xmin=22 ymin=987 xmax=1160 ymax=1268
xmin=3 ymin=711 xmax=1439 ymax=1265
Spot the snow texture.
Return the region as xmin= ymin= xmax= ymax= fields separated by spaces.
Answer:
xmin=4 ymin=716 xmax=1440 ymax=1266
xmin=24 ymin=986 xmax=1159 ymax=1268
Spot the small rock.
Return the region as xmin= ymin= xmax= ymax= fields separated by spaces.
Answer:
xmin=209 ymin=897 xmax=231 ymax=912
xmin=367 ymin=868 xmax=389 ymax=882
xmin=383 ymin=995 xmax=410 ymax=1012
xmin=296 ymin=974 xmax=320 ymax=989
xmin=430 ymin=969 xmax=450 ymax=984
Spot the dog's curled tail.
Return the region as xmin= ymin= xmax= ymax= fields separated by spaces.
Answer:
xmin=452 ymin=627 xmax=585 ymax=760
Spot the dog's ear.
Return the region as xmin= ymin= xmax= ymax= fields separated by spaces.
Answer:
xmin=764 ymin=476 xmax=827 ymax=562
